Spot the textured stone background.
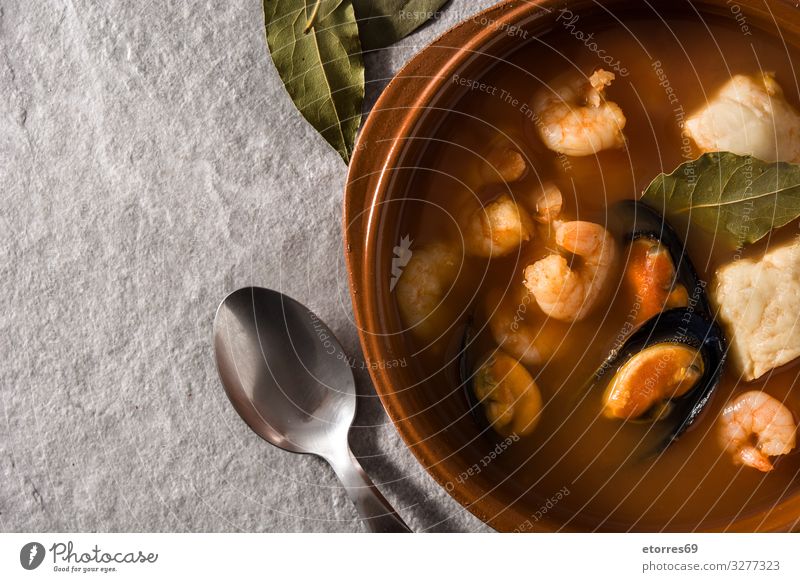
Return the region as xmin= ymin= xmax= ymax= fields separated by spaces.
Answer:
xmin=0 ymin=0 xmax=504 ymax=532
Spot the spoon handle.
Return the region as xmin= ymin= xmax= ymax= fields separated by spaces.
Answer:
xmin=328 ymin=448 xmax=412 ymax=533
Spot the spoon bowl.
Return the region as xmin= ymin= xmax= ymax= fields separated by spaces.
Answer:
xmin=213 ymin=286 xmax=410 ymax=532
xmin=214 ymin=287 xmax=354 ymax=456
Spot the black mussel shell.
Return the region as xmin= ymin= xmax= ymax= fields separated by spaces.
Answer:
xmin=456 ymin=318 xmax=490 ymax=429
xmin=595 ymin=308 xmax=726 ymax=451
xmin=613 ymin=199 xmax=709 ymax=316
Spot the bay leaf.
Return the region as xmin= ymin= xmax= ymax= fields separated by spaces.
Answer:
xmin=640 ymin=151 xmax=800 ymax=247
xmin=264 ymin=0 xmax=365 ymax=163
xmin=353 ymin=0 xmax=450 ymax=50
xmin=318 ymin=1 xmax=344 ymax=21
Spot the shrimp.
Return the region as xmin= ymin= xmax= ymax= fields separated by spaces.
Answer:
xmin=462 ymin=193 xmax=535 ymax=258
xmin=395 ymin=243 xmax=460 ymax=340
xmin=718 ymin=391 xmax=797 ymax=472
xmin=488 ymin=300 xmax=556 ymax=367
xmin=523 ymin=221 xmax=618 ymax=322
xmin=530 ymin=182 xmax=564 ymax=224
xmin=482 ymin=147 xmax=527 ymax=184
xmin=685 ymin=73 xmax=800 ymax=163
xmin=532 ymin=68 xmax=627 ymax=156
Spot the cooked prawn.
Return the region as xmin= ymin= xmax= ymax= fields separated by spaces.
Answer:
xmin=482 ymin=146 xmax=527 ymax=184
xmin=530 ymin=182 xmax=564 ymax=224
xmin=523 ymin=221 xmax=618 ymax=322
xmin=532 ymin=68 xmax=627 ymax=156
xmin=718 ymin=390 xmax=797 ymax=472
xmin=462 ymin=194 xmax=535 ymax=258
xmin=488 ymin=300 xmax=555 ymax=367
xmin=395 ymin=243 xmax=460 ymax=340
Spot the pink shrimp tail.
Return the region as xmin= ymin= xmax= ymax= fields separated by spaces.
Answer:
xmin=737 ymin=446 xmax=774 ymax=472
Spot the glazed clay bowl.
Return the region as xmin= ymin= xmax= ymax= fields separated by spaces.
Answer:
xmin=343 ymin=0 xmax=800 ymax=532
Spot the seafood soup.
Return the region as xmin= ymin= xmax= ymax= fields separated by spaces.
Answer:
xmin=388 ymin=8 xmax=800 ymax=530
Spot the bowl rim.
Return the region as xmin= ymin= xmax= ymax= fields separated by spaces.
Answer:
xmin=343 ymin=0 xmax=800 ymax=532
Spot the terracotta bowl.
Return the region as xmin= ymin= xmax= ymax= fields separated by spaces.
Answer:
xmin=343 ymin=0 xmax=800 ymax=532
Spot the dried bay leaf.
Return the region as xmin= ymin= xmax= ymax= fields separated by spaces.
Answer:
xmin=640 ymin=152 xmax=800 ymax=247
xmin=264 ymin=0 xmax=365 ymax=163
xmin=353 ymin=0 xmax=450 ymax=50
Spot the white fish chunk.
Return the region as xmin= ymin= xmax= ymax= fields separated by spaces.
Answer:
xmin=685 ymin=73 xmax=800 ymax=163
xmin=713 ymin=238 xmax=800 ymax=381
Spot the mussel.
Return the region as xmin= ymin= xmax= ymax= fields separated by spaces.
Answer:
xmin=613 ymin=199 xmax=710 ymax=319
xmin=594 ymin=200 xmax=726 ymax=451
xmin=595 ymin=309 xmax=725 ymax=449
xmin=457 ymin=319 xmax=488 ymax=426
xmin=457 ymin=320 xmax=542 ymax=438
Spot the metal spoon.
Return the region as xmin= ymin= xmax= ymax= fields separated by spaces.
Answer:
xmin=213 ymin=286 xmax=411 ymax=533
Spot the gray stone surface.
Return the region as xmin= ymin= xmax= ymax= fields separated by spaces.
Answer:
xmin=0 ymin=0 xmax=498 ymax=532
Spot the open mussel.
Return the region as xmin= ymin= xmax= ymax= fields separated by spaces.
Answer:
xmin=457 ymin=320 xmax=542 ymax=438
xmin=613 ymin=199 xmax=710 ymax=322
xmin=595 ymin=200 xmax=726 ymax=450
xmin=595 ymin=309 xmax=725 ymax=450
